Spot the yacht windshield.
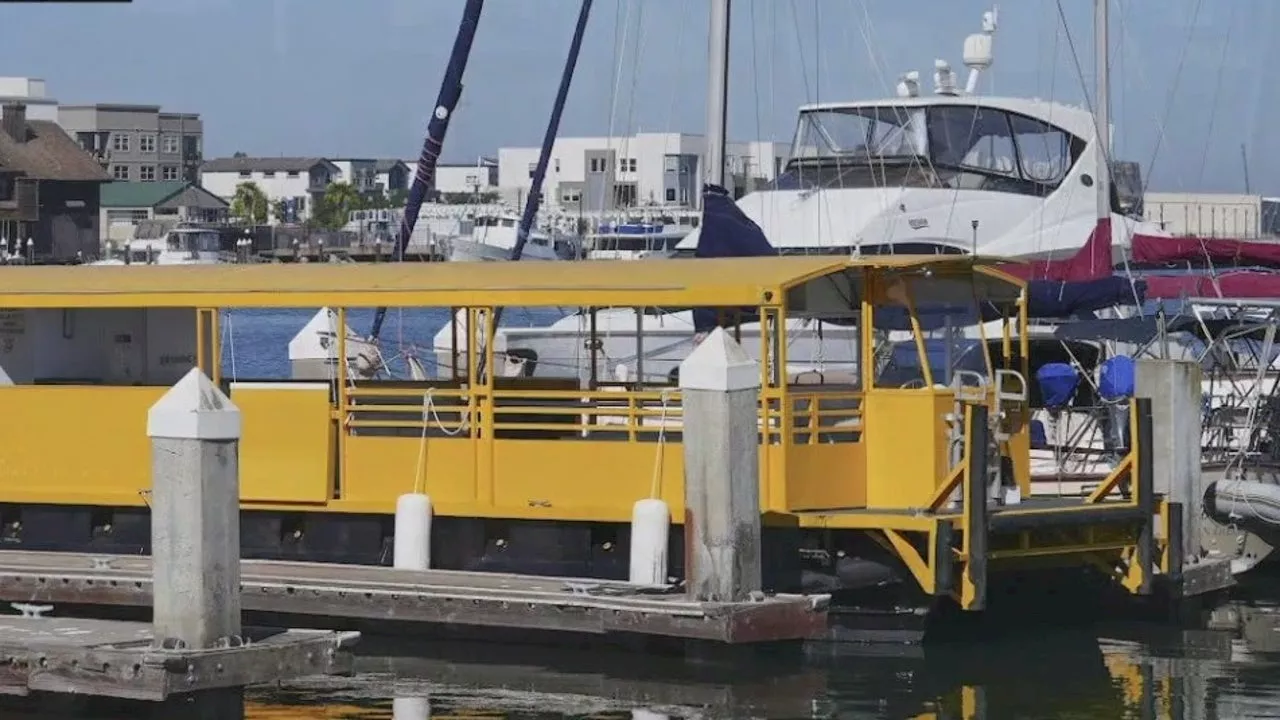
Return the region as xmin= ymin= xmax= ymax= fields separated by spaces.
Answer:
xmin=777 ymin=104 xmax=1083 ymax=198
xmin=790 ymin=107 xmax=927 ymax=160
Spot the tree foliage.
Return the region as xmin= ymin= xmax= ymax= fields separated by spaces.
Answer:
xmin=230 ymin=182 xmax=268 ymax=225
xmin=312 ymin=181 xmax=362 ymax=230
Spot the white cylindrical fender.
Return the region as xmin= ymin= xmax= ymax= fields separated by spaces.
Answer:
xmin=629 ymin=498 xmax=670 ymax=585
xmin=393 ymin=493 xmax=433 ymax=570
xmin=392 ymin=697 xmax=430 ymax=720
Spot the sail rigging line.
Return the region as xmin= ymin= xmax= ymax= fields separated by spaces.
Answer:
xmin=1032 ymin=3 xmax=1065 ymax=267
xmin=848 ymin=0 xmax=951 ymax=254
xmin=1192 ymin=0 xmax=1237 ymax=189
xmin=369 ymin=0 xmax=485 ymax=342
xmin=1050 ymin=0 xmax=1142 ymax=309
xmin=478 ymin=0 xmax=594 ymax=382
xmin=1134 ymin=0 xmax=1205 ymax=195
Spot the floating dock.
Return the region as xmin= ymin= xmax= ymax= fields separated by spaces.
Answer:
xmin=0 ymin=615 xmax=354 ymax=700
xmin=0 ymin=553 xmax=826 ymax=644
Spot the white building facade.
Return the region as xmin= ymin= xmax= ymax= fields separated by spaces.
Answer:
xmin=0 ymin=77 xmax=59 ymax=122
xmin=199 ymin=157 xmax=339 ymax=223
xmin=428 ymin=158 xmax=499 ymax=197
xmin=496 ymin=132 xmax=787 ymax=214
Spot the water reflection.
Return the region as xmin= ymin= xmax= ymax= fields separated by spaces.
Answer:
xmin=247 ymin=604 xmax=1280 ymax=720
xmin=9 ymin=596 xmax=1280 ymax=719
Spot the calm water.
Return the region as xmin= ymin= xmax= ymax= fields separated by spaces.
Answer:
xmin=251 ymin=584 xmax=1280 ymax=720
xmin=220 ymin=307 xmax=566 ymax=379
xmin=168 ymin=311 xmax=1280 ymax=717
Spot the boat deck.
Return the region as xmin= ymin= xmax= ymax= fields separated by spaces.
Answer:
xmin=0 ymin=551 xmax=827 ymax=644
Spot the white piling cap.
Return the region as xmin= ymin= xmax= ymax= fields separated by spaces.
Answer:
xmin=678 ymin=327 xmax=760 ymax=392
xmin=287 ymin=307 xmax=358 ymax=361
xmin=147 ymin=367 xmax=241 ymax=440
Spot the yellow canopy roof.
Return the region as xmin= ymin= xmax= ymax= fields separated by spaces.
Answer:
xmin=0 ymin=255 xmax=1017 ymax=309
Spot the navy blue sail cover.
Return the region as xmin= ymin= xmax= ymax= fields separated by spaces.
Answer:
xmin=693 ymin=184 xmax=777 ymax=332
xmin=1025 ymin=276 xmax=1146 ymax=319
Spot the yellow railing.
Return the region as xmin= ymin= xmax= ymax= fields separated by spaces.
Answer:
xmin=342 ymin=383 xmax=866 ymax=446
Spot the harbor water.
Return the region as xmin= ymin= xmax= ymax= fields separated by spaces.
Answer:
xmin=18 ymin=576 xmax=1280 ymax=719
xmin=218 ymin=307 xmax=568 ymax=379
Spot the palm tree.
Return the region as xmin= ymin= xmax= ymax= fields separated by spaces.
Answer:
xmin=230 ymin=182 xmax=269 ymax=225
xmin=317 ymin=181 xmax=361 ymax=230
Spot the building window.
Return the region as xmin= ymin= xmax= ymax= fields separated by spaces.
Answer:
xmin=140 ymin=165 xmax=156 ymax=182
xmin=287 ymin=171 xmax=299 ymax=178
xmin=527 ymin=162 xmax=537 ymax=179
xmin=679 ymin=188 xmax=689 ymax=204
xmin=162 ymin=166 xmax=179 ymax=181
xmin=465 ymin=174 xmax=478 ymax=186
xmin=589 ymin=158 xmax=600 ymax=173
xmin=139 ymin=134 xmax=156 ymax=154
xmin=112 ymin=165 xmax=130 ymax=181
xmin=263 ymin=171 xmax=276 ymax=178
xmin=664 ymin=156 xmax=678 ymax=172
xmin=665 ymin=188 xmax=676 ymax=202
xmin=238 ymin=170 xmax=251 ymax=178
xmin=554 ymin=158 xmax=560 ymax=173
xmin=162 ymin=134 xmax=180 ymax=154
xmin=112 ymin=133 xmax=131 ymax=152
xmin=627 ymin=158 xmax=637 ymax=173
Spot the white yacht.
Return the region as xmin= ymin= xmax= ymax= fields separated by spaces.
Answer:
xmin=584 ymin=216 xmax=698 ymax=260
xmin=439 ymin=211 xmax=560 ymax=262
xmin=92 ymin=226 xmax=225 ymax=266
xmin=430 ymin=7 xmax=1179 ymax=385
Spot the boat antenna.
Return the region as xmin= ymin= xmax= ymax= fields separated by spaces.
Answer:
xmin=478 ymin=0 xmax=595 ymax=379
xmin=369 ymin=0 xmax=485 ymax=342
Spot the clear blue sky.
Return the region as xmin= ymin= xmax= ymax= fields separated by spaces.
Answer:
xmin=2 ymin=0 xmax=1272 ymax=194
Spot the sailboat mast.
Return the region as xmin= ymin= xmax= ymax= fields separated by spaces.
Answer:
xmin=1093 ymin=0 xmax=1110 ymax=222
xmin=704 ymin=0 xmax=731 ymax=188
xmin=370 ymin=0 xmax=485 ymax=341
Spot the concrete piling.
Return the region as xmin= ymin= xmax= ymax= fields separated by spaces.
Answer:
xmin=146 ymin=367 xmax=243 ymax=649
xmin=1136 ymin=359 xmax=1206 ymax=565
xmin=678 ymin=327 xmax=763 ymax=603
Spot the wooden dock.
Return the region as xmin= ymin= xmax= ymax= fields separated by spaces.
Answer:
xmin=0 ymin=552 xmax=828 ymax=644
xmin=0 ymin=614 xmax=355 ymax=700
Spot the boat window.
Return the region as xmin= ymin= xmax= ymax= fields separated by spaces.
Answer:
xmin=928 ymin=106 xmax=1017 ymax=176
xmin=1009 ymin=114 xmax=1072 ymax=184
xmin=773 ymin=103 xmax=1081 ymax=198
xmin=789 ymin=106 xmax=927 ymax=161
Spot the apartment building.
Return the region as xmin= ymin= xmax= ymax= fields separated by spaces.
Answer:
xmin=58 ymin=104 xmax=203 ymax=184
xmin=496 ymin=132 xmax=787 ymax=213
xmin=329 ymin=158 xmax=410 ymax=196
xmin=199 ymin=157 xmax=339 ymax=223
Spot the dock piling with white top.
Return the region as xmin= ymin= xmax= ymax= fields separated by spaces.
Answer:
xmin=146 ymin=367 xmax=243 ymax=649
xmin=0 ymin=368 xmax=357 ymax=708
xmin=678 ymin=327 xmax=763 ymax=603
